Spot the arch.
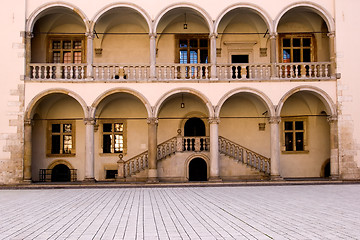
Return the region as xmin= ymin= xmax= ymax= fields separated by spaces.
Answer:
xmin=274 ymin=2 xmax=335 ymax=32
xmin=25 ymin=88 xmax=88 ymax=121
xmin=214 ymin=3 xmax=273 ymax=34
xmin=185 ymin=153 xmax=209 ymax=181
xmin=153 ymin=3 xmax=213 ymax=34
xmin=154 ymin=88 xmax=214 ymax=118
xmin=48 ymin=159 xmax=74 ymax=170
xmin=276 ymin=85 xmax=336 ymax=117
xmin=91 ymin=87 xmax=152 ymax=118
xmin=26 ymin=2 xmax=89 ymax=32
xmin=91 ymin=3 xmax=152 ymax=33
xmin=216 ymin=87 xmax=275 ymax=118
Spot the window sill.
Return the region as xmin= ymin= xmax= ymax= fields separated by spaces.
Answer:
xmin=281 ymin=150 xmax=309 ymax=154
xmin=99 ymin=153 xmax=126 ymax=157
xmin=46 ymin=153 xmax=76 ymax=157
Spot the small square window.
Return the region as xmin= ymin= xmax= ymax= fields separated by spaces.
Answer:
xmin=52 ymin=124 xmax=60 ymax=133
xmin=103 ymin=123 xmax=112 ymax=132
xmin=283 ymin=38 xmax=291 ymax=47
xmin=63 ymin=41 xmax=71 ymax=49
xmin=293 ymin=38 xmax=301 ymax=47
xmin=284 ymin=121 xmax=293 ymax=130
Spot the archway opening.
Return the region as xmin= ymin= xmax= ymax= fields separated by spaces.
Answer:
xmin=323 ymin=160 xmax=330 ymax=178
xmin=51 ymin=164 xmax=71 ymax=182
xmin=189 ymin=158 xmax=207 ymax=181
xmin=184 ymin=117 xmax=205 ymax=136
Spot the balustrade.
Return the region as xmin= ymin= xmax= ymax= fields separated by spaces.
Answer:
xmin=276 ymin=62 xmax=330 ymax=79
xmin=156 ymin=64 xmax=211 ymax=80
xmin=217 ymin=64 xmax=271 ymax=80
xmin=30 ymin=64 xmax=86 ymax=80
xmin=93 ymin=64 xmax=150 ymax=81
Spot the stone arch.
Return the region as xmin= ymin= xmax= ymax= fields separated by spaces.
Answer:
xmin=91 ymin=3 xmax=152 ymax=33
xmin=25 ymin=88 xmax=88 ymax=121
xmin=274 ymin=2 xmax=335 ymax=32
xmin=214 ymin=3 xmax=273 ymax=34
xmin=216 ymin=87 xmax=275 ymax=118
xmin=91 ymin=88 xmax=152 ymax=118
xmin=276 ymin=85 xmax=336 ymax=117
xmin=26 ymin=2 xmax=89 ymax=33
xmin=47 ymin=159 xmax=74 ymax=170
xmin=153 ymin=3 xmax=213 ymax=34
xmin=185 ymin=153 xmax=210 ymax=181
xmin=154 ymin=88 xmax=214 ymax=118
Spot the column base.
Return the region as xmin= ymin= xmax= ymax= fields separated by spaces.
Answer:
xmin=147 ymin=169 xmax=158 ymax=183
xmin=22 ymin=179 xmax=32 ymax=184
xmin=208 ymin=176 xmax=222 ymax=182
xmin=83 ymin=177 xmax=96 ymax=183
xmin=116 ymin=177 xmax=126 ymax=182
xmin=330 ymin=175 xmax=340 ymax=180
xmin=271 ymin=175 xmax=283 ymax=181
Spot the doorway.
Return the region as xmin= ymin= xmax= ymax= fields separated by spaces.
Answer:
xmin=184 ymin=117 xmax=205 ymax=137
xmin=188 ymin=158 xmax=208 ymax=181
xmin=231 ymin=54 xmax=249 ymax=79
xmin=51 ymin=164 xmax=71 ymax=182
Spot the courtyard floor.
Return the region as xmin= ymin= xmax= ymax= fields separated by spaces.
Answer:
xmin=0 ymin=184 xmax=359 ymax=239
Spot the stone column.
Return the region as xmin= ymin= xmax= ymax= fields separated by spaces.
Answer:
xmin=328 ymin=115 xmax=339 ymax=179
xmin=328 ymin=32 xmax=336 ymax=78
xmin=147 ymin=117 xmax=158 ymax=182
xmin=209 ymin=117 xmax=221 ymax=181
xmin=25 ymin=32 xmax=33 ymax=79
xmin=84 ymin=117 xmax=96 ymax=181
xmin=149 ymin=33 xmax=157 ymax=80
xmin=209 ymin=33 xmax=217 ymax=80
xmin=270 ymin=33 xmax=277 ymax=78
xmin=86 ymin=32 xmax=94 ymax=80
xmin=23 ymin=119 xmax=32 ymax=182
xmin=269 ymin=116 xmax=282 ymax=180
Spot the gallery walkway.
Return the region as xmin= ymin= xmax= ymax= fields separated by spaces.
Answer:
xmin=0 ymin=184 xmax=359 ymax=239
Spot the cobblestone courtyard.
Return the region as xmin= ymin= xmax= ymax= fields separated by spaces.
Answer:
xmin=0 ymin=184 xmax=359 ymax=239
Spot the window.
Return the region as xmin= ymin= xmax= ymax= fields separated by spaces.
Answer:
xmin=47 ymin=121 xmax=75 ymax=156
xmin=106 ymin=170 xmax=118 ymax=179
xmin=176 ymin=35 xmax=209 ymax=64
xmin=48 ymin=36 xmax=85 ymax=63
xmin=279 ymin=34 xmax=315 ymax=63
xmin=283 ymin=119 xmax=307 ymax=152
xmin=101 ymin=121 xmax=127 ymax=154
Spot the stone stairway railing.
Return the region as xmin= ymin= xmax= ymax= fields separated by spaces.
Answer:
xmin=218 ymin=136 xmax=270 ymax=175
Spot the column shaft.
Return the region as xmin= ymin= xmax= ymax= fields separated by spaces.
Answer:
xmin=147 ymin=118 xmax=158 ymax=182
xmin=209 ymin=118 xmax=221 ymax=181
xmin=149 ymin=34 xmax=157 ymax=79
xmin=328 ymin=116 xmax=339 ymax=178
xmin=328 ymin=32 xmax=336 ymax=77
xmin=269 ymin=117 xmax=281 ymax=179
xmin=270 ymin=33 xmax=277 ymax=78
xmin=210 ymin=34 xmax=217 ymax=80
xmin=24 ymin=120 xmax=32 ymax=181
xmin=86 ymin=32 xmax=94 ymax=79
xmin=84 ymin=118 xmax=95 ymax=181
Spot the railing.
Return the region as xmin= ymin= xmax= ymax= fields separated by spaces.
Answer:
xmin=30 ymin=63 xmax=87 ymax=80
xmin=217 ymin=64 xmax=271 ymax=80
xmin=28 ymin=62 xmax=332 ymax=81
xmin=182 ymin=137 xmax=210 ymax=152
xmin=218 ymin=136 xmax=270 ymax=175
xmin=156 ymin=64 xmax=211 ymax=80
xmin=93 ymin=64 xmax=150 ymax=81
xmin=39 ymin=169 xmax=77 ymax=182
xmin=276 ymin=62 xmax=330 ymax=79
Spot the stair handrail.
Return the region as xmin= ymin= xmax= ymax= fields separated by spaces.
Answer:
xmin=218 ymin=136 xmax=271 ymax=174
xmin=122 ymin=136 xmax=178 ymax=177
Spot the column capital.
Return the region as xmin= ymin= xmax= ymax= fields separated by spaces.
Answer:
xmin=327 ymin=115 xmax=338 ymax=123
xmin=147 ymin=117 xmax=158 ymax=125
xmin=24 ymin=119 xmax=33 ymax=126
xmin=327 ymin=31 xmax=335 ymax=38
xmin=209 ymin=33 xmax=218 ymax=39
xmin=25 ymin=31 xmax=34 ymax=39
xmin=268 ymin=116 xmax=281 ymax=124
xmin=84 ymin=118 xmax=96 ymax=125
xmin=269 ymin=33 xmax=277 ymax=39
xmin=149 ymin=33 xmax=157 ymax=39
xmin=85 ymin=32 xmax=94 ymax=39
xmin=208 ymin=117 xmax=220 ymax=124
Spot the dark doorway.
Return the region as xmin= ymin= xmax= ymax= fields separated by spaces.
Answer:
xmin=184 ymin=117 xmax=205 ymax=137
xmin=232 ymin=54 xmax=249 ymax=79
xmin=189 ymin=158 xmax=207 ymax=181
xmin=324 ymin=161 xmax=330 ymax=178
xmin=51 ymin=164 xmax=71 ymax=182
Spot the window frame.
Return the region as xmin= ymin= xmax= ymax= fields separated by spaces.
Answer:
xmin=47 ymin=120 xmax=76 ymax=157
xmin=47 ymin=35 xmax=86 ymax=63
xmin=281 ymin=118 xmax=308 ymax=154
xmin=175 ymin=34 xmax=209 ymax=64
xmin=100 ymin=120 xmax=127 ymax=155
xmin=279 ymin=34 xmax=316 ymax=63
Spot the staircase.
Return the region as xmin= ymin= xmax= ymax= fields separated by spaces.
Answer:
xmin=218 ymin=136 xmax=270 ymax=175
xmin=120 ymin=135 xmax=270 ymax=178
